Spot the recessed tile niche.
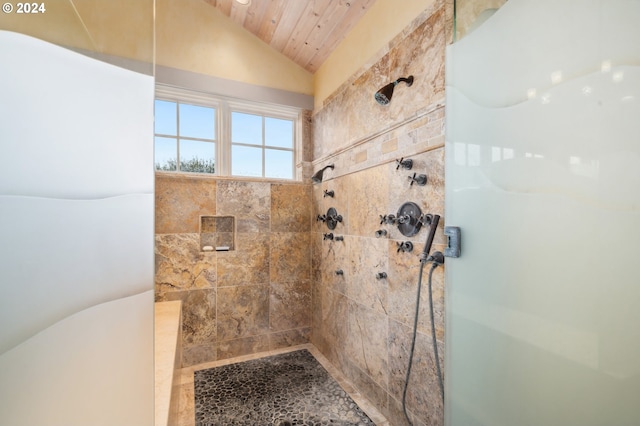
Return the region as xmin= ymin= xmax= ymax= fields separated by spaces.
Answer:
xmin=200 ymin=216 xmax=235 ymax=251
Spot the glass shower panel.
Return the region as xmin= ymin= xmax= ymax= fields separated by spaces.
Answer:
xmin=0 ymin=2 xmax=154 ymax=425
xmin=445 ymin=1 xmax=640 ymax=425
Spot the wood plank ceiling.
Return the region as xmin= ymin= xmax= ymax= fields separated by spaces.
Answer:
xmin=203 ymin=0 xmax=377 ymax=73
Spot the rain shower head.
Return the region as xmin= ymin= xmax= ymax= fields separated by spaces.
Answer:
xmin=311 ymin=164 xmax=334 ymax=184
xmin=374 ymin=75 xmax=414 ymax=105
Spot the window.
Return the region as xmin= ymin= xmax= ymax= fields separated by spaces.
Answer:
xmin=154 ymin=86 xmax=300 ymax=180
xmin=154 ymin=100 xmax=216 ymax=174
xmin=231 ymin=111 xmax=294 ymax=179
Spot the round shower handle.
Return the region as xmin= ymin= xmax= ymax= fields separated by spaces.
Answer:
xmin=376 ymin=272 xmax=387 ymax=280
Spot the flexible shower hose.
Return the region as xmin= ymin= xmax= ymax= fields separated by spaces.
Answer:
xmin=402 ymin=257 xmax=444 ymax=426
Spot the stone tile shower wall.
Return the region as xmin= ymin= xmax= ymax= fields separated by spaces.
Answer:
xmin=310 ymin=1 xmax=452 ymax=425
xmin=155 ymin=175 xmax=312 ymax=367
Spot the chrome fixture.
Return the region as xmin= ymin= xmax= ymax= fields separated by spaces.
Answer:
xmin=311 ymin=164 xmax=334 ymax=183
xmin=374 ymin=76 xmax=414 ymax=105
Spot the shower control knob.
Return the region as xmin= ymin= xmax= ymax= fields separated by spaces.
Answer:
xmin=396 ymin=241 xmax=414 ymax=253
xmin=420 ymin=214 xmax=434 ymax=225
xmin=380 ymin=214 xmax=396 ymax=225
xmin=396 ymin=157 xmax=413 ymax=170
xmin=323 ymin=190 xmax=335 ymax=198
xmin=376 ymin=272 xmax=387 ymax=280
xmin=335 ymin=269 xmax=344 ymax=276
xmin=328 ymin=214 xmax=343 ymax=223
xmin=375 ymin=229 xmax=388 ymax=238
xmin=323 ymin=233 xmax=334 ymax=240
xmin=335 ymin=235 xmax=344 ymax=241
xmin=316 ymin=214 xmax=327 ymax=222
xmin=408 ymin=173 xmax=427 ymax=186
xmin=396 ymin=214 xmax=413 ymax=225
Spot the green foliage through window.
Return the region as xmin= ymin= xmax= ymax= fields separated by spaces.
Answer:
xmin=155 ymin=157 xmax=215 ymax=173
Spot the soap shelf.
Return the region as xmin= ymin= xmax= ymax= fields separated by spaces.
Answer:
xmin=200 ymin=216 xmax=235 ymax=251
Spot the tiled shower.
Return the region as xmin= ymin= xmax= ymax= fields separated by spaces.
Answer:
xmin=155 ymin=178 xmax=313 ymax=366
xmin=155 ymin=2 xmax=450 ymax=425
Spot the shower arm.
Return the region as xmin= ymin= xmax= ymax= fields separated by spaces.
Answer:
xmin=395 ymin=77 xmax=413 ymax=86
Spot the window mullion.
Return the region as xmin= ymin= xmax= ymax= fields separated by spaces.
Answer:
xmin=220 ymin=103 xmax=230 ymax=176
xmin=261 ymin=116 xmax=266 ymax=178
xmin=176 ymin=102 xmax=181 ymax=172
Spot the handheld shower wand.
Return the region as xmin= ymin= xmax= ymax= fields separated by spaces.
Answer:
xmin=419 ymin=214 xmax=441 ymax=263
xmin=403 ymin=213 xmax=444 ymax=426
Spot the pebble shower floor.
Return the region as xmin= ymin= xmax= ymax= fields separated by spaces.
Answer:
xmin=194 ymin=349 xmax=375 ymax=426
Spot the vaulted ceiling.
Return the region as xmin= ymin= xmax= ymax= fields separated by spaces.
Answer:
xmin=203 ymin=0 xmax=377 ymax=73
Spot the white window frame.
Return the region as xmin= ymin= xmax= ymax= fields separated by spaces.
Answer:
xmin=155 ymin=84 xmax=302 ymax=181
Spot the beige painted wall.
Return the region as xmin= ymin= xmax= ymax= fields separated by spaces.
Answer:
xmin=156 ymin=0 xmax=314 ymax=96
xmin=0 ymin=0 xmax=153 ymax=62
xmin=0 ymin=0 xmax=314 ymax=96
xmin=313 ymin=0 xmax=437 ymax=108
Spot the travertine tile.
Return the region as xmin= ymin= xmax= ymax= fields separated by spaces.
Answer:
xmin=270 ymin=232 xmax=311 ymax=283
xmin=346 ymin=52 xmax=391 ymax=144
xmin=217 ymin=232 xmax=269 ymax=286
xmin=342 ymin=358 xmax=390 ymax=420
xmin=216 ymin=334 xmax=270 ymax=360
xmin=158 ymin=289 xmax=216 ymax=347
xmin=155 ymin=176 xmax=216 ymax=234
xmin=348 ymin=236 xmax=389 ymax=314
xmin=317 ymin=175 xmax=349 ymax=234
xmin=320 ymin=234 xmax=349 ymax=295
xmin=155 ymin=234 xmax=217 ymax=296
xmin=347 ymin=165 xmax=390 ymax=238
xmin=388 ymin=319 xmax=444 ymax=426
xmin=388 ymin=239 xmax=445 ymax=341
xmin=388 ymin=5 xmax=447 ymax=122
xmin=271 ymin=183 xmax=312 ymax=232
xmin=176 ymin=382 xmax=195 ymax=426
xmin=270 ymin=280 xmax=311 ymax=331
xmin=181 ymin=344 xmax=216 ymax=368
xmin=216 ymin=180 xmax=270 ymax=233
xmin=346 ymin=301 xmax=389 ymax=388
xmin=269 ymin=327 xmax=310 ymax=350
xmin=316 ymin=288 xmax=349 ymax=370
xmin=216 ymin=284 xmax=269 ymax=341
